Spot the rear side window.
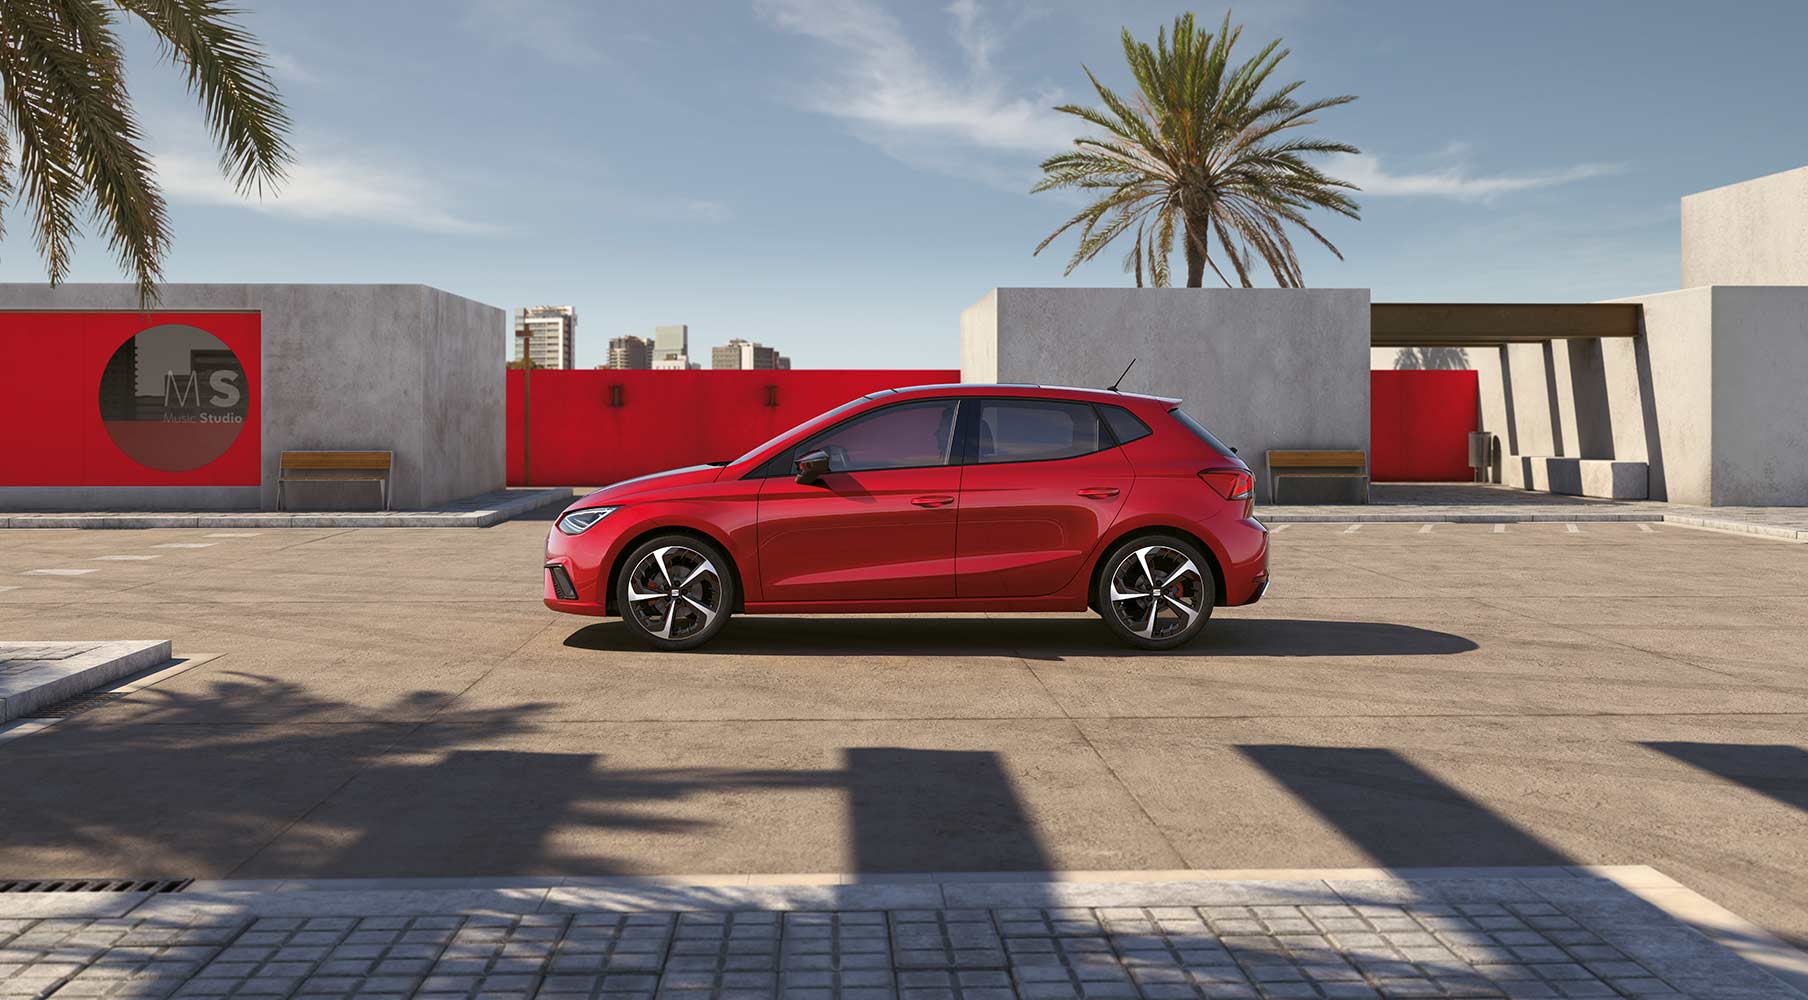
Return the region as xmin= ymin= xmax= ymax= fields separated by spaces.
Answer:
xmin=972 ymin=399 xmax=1108 ymax=464
xmin=1169 ymin=408 xmax=1237 ymax=458
xmin=1097 ymin=405 xmax=1152 ymax=445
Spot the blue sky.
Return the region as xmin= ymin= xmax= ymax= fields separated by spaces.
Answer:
xmin=7 ymin=0 xmax=1807 ymax=369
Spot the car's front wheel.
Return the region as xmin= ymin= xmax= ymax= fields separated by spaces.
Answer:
xmin=1096 ymin=534 xmax=1216 ymax=650
xmin=615 ymin=534 xmax=735 ymax=650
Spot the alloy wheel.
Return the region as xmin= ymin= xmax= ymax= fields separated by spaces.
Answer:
xmin=1107 ymin=544 xmax=1207 ymax=641
xmin=624 ymin=544 xmax=722 ymax=641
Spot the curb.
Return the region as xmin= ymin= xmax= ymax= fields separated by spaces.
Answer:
xmin=1662 ymin=513 xmax=1808 ymax=541
xmin=1262 ymin=511 xmax=1663 ymax=523
xmin=0 ymin=489 xmax=572 ymax=530
xmin=0 ymin=640 xmax=171 ymax=723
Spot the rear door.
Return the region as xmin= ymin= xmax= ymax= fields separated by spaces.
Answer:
xmin=955 ymin=398 xmax=1132 ymax=598
xmin=756 ymin=398 xmax=963 ymax=602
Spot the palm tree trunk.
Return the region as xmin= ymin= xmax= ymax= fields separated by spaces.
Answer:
xmin=1183 ymin=219 xmax=1206 ymax=287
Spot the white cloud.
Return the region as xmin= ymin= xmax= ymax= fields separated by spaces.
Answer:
xmin=265 ymin=51 xmax=316 ymax=85
xmin=1335 ymin=153 xmax=1624 ymax=202
xmin=755 ymin=0 xmax=1074 ymax=176
xmin=681 ymin=200 xmax=733 ymax=224
xmin=155 ymin=151 xmax=500 ymax=236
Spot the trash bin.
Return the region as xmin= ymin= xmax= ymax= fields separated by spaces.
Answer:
xmin=1468 ymin=431 xmax=1495 ymax=483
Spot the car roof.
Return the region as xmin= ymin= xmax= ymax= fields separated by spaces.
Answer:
xmin=874 ymin=383 xmax=1182 ymax=406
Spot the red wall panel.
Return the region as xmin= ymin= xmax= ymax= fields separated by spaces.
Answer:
xmin=1370 ymin=370 xmax=1479 ymax=482
xmin=0 ymin=312 xmax=260 ymax=486
xmin=508 ymin=370 xmax=958 ymax=486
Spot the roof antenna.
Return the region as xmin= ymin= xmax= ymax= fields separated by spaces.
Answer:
xmin=1106 ymin=358 xmax=1136 ymax=393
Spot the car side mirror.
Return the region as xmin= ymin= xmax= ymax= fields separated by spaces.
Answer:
xmin=794 ymin=449 xmax=831 ymax=485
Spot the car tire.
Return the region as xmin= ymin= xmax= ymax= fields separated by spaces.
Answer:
xmin=614 ymin=534 xmax=736 ymax=651
xmin=1095 ymin=534 xmax=1216 ymax=650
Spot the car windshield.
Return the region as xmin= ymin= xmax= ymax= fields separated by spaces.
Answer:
xmin=728 ymin=394 xmax=878 ymax=466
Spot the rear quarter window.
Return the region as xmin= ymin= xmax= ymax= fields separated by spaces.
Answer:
xmin=1097 ymin=404 xmax=1152 ymax=445
xmin=1169 ymin=408 xmax=1237 ymax=458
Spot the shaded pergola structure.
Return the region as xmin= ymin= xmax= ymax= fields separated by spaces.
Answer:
xmin=1371 ymin=302 xmax=1640 ymax=348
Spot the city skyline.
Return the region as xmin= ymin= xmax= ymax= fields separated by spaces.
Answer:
xmin=3 ymin=1 xmax=1806 ymax=370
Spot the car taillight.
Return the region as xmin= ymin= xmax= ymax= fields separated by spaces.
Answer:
xmin=1199 ymin=468 xmax=1254 ymax=501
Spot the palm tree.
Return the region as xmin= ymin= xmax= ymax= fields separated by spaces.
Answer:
xmin=0 ymin=0 xmax=293 ymax=302
xmin=1033 ymin=12 xmax=1360 ymax=288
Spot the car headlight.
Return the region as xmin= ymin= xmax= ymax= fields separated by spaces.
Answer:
xmin=556 ymin=506 xmax=619 ymax=535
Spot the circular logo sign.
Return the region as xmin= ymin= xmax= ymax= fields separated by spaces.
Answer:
xmin=98 ymin=324 xmax=249 ymax=471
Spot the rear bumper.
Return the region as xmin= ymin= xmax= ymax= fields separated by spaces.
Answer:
xmin=1219 ymin=516 xmax=1270 ymax=606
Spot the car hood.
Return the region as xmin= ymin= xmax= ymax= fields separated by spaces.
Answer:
xmin=571 ymin=464 xmax=727 ymax=507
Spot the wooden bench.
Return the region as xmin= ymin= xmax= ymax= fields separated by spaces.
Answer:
xmin=278 ymin=451 xmax=393 ymax=511
xmin=1266 ymin=449 xmax=1369 ymax=505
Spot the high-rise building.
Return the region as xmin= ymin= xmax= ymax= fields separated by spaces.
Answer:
xmin=606 ymin=335 xmax=651 ymax=370
xmin=710 ymin=338 xmax=785 ymax=370
xmin=513 ymin=306 xmax=577 ymax=369
xmin=651 ymin=324 xmax=690 ymax=370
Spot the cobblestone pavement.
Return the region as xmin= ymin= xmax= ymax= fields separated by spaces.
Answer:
xmin=0 ymin=873 xmax=1802 ymax=1000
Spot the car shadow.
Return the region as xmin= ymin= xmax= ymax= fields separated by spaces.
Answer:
xmin=562 ymin=616 xmax=1477 ymax=658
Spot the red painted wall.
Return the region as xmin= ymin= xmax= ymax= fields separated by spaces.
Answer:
xmin=1370 ymin=370 xmax=1479 ymax=482
xmin=508 ymin=369 xmax=958 ymax=486
xmin=0 ymin=311 xmax=261 ymax=487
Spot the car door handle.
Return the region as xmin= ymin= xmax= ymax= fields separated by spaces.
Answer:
xmin=910 ymin=495 xmax=955 ymax=508
xmin=1077 ymin=487 xmax=1120 ymax=499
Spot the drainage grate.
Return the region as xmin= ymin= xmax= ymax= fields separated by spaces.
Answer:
xmin=27 ymin=690 xmax=131 ymax=719
xmin=0 ymin=878 xmax=191 ymax=894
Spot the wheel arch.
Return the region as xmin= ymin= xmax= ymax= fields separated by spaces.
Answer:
xmin=603 ymin=524 xmax=747 ymax=616
xmin=1085 ymin=525 xmax=1227 ymax=610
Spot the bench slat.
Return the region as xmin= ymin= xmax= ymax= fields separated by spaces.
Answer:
xmin=280 ymin=451 xmax=392 ymax=470
xmin=279 ymin=470 xmax=390 ymax=481
xmin=1268 ymin=450 xmax=1367 ymax=468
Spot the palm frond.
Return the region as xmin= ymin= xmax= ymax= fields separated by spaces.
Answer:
xmin=0 ymin=0 xmax=292 ymax=303
xmin=1034 ymin=9 xmax=1360 ymax=287
xmin=113 ymin=0 xmax=291 ymax=194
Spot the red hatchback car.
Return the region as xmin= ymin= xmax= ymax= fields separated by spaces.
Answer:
xmin=543 ymin=384 xmax=1268 ymax=650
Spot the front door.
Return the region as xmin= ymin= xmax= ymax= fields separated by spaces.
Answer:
xmin=757 ymin=398 xmax=962 ymax=602
xmin=956 ymin=398 xmax=1132 ymax=598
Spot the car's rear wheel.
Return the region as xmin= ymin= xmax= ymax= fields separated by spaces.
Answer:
xmin=1096 ymin=534 xmax=1215 ymax=650
xmin=615 ymin=534 xmax=735 ymax=650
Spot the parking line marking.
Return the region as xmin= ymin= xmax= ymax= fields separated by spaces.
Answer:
xmin=92 ymin=555 xmax=161 ymax=561
xmin=1567 ymin=523 xmax=1582 ymax=533
xmin=1638 ymin=523 xmax=1655 ymax=532
xmin=23 ymin=568 xmax=98 ymax=576
xmin=1418 ymin=523 xmax=1436 ymax=534
xmin=1270 ymin=523 xmax=1289 ymax=533
xmin=206 ymin=532 xmax=261 ymax=537
xmin=0 ymin=585 xmax=18 ymax=592
xmin=151 ymin=542 xmax=215 ymax=549
xmin=1342 ymin=524 xmax=1362 ymax=533
xmin=1494 ymin=524 xmax=1507 ymax=533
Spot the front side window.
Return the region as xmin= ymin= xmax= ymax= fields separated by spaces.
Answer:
xmin=797 ymin=399 xmax=960 ymax=473
xmin=972 ymin=399 xmax=1108 ymax=465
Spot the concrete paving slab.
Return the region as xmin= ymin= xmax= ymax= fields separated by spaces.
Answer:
xmin=0 ymin=640 xmax=170 ymax=722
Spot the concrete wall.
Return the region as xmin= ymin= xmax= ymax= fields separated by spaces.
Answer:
xmin=0 ymin=284 xmax=505 ymax=511
xmin=1682 ymin=166 xmax=1808 ymax=286
xmin=1466 ymin=286 xmax=1808 ymax=506
xmin=961 ymin=288 xmax=1371 ymax=503
xmin=1709 ymin=286 xmax=1808 ymax=505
